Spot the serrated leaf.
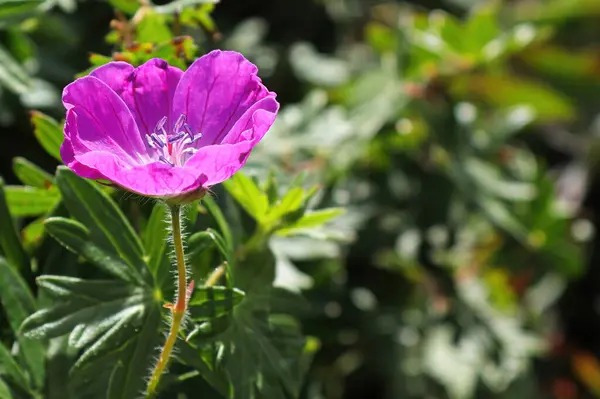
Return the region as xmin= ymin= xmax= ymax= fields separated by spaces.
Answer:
xmin=143 ymin=203 xmax=170 ymax=289
xmin=277 ymin=208 xmax=345 ymax=235
xmin=0 ymin=181 xmax=29 ymax=275
xmin=21 ymin=292 xmax=144 ymax=341
xmin=0 ymin=257 xmax=44 ymax=389
xmin=188 ymin=286 xmax=245 ymax=321
xmin=44 ymin=217 xmax=144 ymax=284
xmin=55 ymin=168 xmax=150 ymax=284
xmin=0 ymin=342 xmax=30 ymax=393
xmin=104 ymin=305 xmax=160 ymax=399
xmin=223 ymin=172 xmax=269 ymax=222
xmin=12 ymin=157 xmax=54 ymax=189
xmin=21 ymin=278 xmax=153 ymax=376
xmin=37 ymin=276 xmax=139 ymax=302
xmin=4 ymin=186 xmax=59 ymax=217
xmin=30 ymin=111 xmax=63 ymax=161
xmin=215 ymin=304 xmax=313 ymax=399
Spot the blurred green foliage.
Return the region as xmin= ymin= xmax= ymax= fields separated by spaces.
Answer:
xmin=1 ymin=0 xmax=600 ymax=398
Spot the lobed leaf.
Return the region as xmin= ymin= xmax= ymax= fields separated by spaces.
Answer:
xmin=188 ymin=286 xmax=245 ymax=321
xmin=55 ymin=168 xmax=150 ymax=284
xmin=44 ymin=217 xmax=144 ymax=284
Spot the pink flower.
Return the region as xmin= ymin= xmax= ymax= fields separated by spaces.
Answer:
xmin=61 ymin=50 xmax=279 ymax=199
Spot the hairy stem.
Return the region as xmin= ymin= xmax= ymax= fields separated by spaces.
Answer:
xmin=146 ymin=205 xmax=188 ymax=398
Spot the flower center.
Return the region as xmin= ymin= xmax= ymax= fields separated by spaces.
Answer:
xmin=145 ymin=114 xmax=202 ymax=167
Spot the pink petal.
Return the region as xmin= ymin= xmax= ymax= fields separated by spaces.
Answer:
xmin=60 ymin=136 xmax=106 ymax=180
xmin=62 ymin=76 xmax=146 ymax=164
xmin=91 ymin=59 xmax=184 ymax=136
xmin=185 ymin=103 xmax=277 ymax=186
xmin=185 ymin=140 xmax=255 ymax=187
xmin=220 ymin=96 xmax=279 ymax=145
xmin=74 ymin=151 xmax=207 ymax=197
xmin=172 ymin=50 xmax=275 ymax=146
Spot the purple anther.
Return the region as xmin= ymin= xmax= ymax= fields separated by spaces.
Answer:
xmin=167 ymin=132 xmax=186 ymax=143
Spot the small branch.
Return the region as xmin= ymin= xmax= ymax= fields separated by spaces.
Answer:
xmin=205 ymin=264 xmax=225 ymax=287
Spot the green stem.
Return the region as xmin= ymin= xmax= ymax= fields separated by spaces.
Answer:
xmin=146 ymin=205 xmax=188 ymax=398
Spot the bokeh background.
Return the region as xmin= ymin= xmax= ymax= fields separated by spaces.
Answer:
xmin=2 ymin=0 xmax=600 ymax=398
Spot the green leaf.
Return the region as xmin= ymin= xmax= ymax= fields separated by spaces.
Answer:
xmin=4 ymin=186 xmax=59 ymax=217
xmin=0 ymin=181 xmax=29 ymax=276
xmin=266 ymin=187 xmax=305 ymax=224
xmin=187 ymin=231 xmax=215 ymax=265
xmin=44 ymin=217 xmax=144 ymax=284
xmin=143 ymin=203 xmax=170 ymax=289
xmin=22 ymin=217 xmax=45 ymax=250
xmin=214 ymin=303 xmax=315 ymax=399
xmin=0 ymin=378 xmax=13 ymax=399
xmin=450 ymin=74 xmax=575 ymax=122
xmin=30 ymin=111 xmax=63 ymax=161
xmin=37 ymin=276 xmax=139 ymax=302
xmin=206 ymin=228 xmax=232 ymax=265
xmin=463 ymin=3 xmax=499 ymax=54
xmin=188 ymin=286 xmax=245 ymax=321
xmin=104 ymin=305 xmax=161 ymax=399
xmin=55 ymin=168 xmax=149 ymax=284
xmin=155 ymin=0 xmax=216 ymax=14
xmin=223 ymin=173 xmax=269 ymax=222
xmin=0 ymin=0 xmax=42 ymax=20
xmin=0 ymin=257 xmax=44 ymax=389
xmin=174 ymin=343 xmax=228 ymax=395
xmin=0 ymin=342 xmax=30 ymax=393
xmin=365 ymin=22 xmax=399 ymax=54
xmin=107 ymin=0 xmax=139 ymax=14
xmin=277 ymin=208 xmax=345 ymax=235
xmin=203 ymin=196 xmax=234 ymax=252
xmin=12 ymin=157 xmax=54 ymax=189
xmin=0 ymin=44 xmax=29 ymax=93
xmin=264 ymin=170 xmax=279 ymax=206
xmin=21 ymin=278 xmax=153 ymax=373
xmin=136 ymin=9 xmax=172 ymax=43
xmin=0 ymin=257 xmax=35 ymax=335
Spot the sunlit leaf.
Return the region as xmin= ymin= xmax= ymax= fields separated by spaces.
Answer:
xmin=12 ymin=157 xmax=54 ymax=189
xmin=30 ymin=111 xmax=63 ymax=161
xmin=223 ymin=172 xmax=269 ymax=222
xmin=4 ymin=185 xmax=59 ymax=217
xmin=0 ymin=180 xmax=29 ymax=276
